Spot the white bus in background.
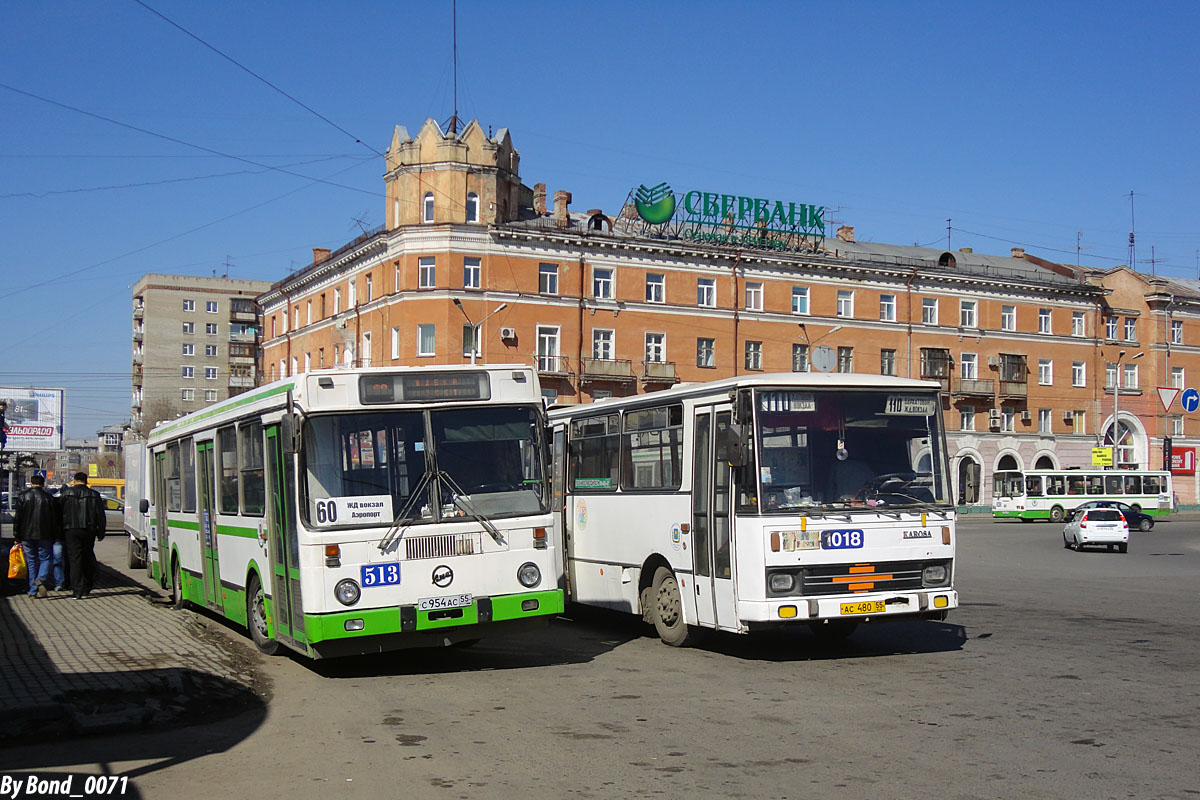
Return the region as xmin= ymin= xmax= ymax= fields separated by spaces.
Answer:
xmin=138 ymin=364 xmax=561 ymax=659
xmin=992 ymin=469 xmax=1174 ymax=522
xmin=548 ymin=374 xmax=958 ymax=646
xmin=123 ymin=440 xmax=150 ymax=569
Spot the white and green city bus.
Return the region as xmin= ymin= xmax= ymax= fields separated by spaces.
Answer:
xmin=140 ymin=364 xmax=561 ymax=658
xmin=992 ymin=468 xmax=1174 ymax=522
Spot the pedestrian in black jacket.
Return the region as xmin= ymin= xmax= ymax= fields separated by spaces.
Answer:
xmin=57 ymin=472 xmax=106 ymax=599
xmin=13 ymin=474 xmax=62 ymax=598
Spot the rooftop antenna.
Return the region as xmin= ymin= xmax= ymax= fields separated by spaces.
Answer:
xmin=1139 ymin=245 xmax=1161 ymax=276
xmin=442 ymin=0 xmax=462 ymax=134
xmin=1127 ymin=190 xmax=1137 ymax=269
xmin=946 ymin=218 xmax=951 ymax=250
xmin=222 ymin=255 xmax=234 ymax=278
xmin=1077 ymin=232 xmax=1082 ymax=267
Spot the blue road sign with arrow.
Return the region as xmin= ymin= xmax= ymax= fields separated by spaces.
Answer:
xmin=1182 ymin=388 xmax=1200 ymax=413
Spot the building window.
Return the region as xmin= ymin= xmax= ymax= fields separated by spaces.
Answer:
xmin=697 ymin=278 xmax=716 ymax=307
xmin=1123 ymin=363 xmax=1138 ymax=389
xmin=1001 ymin=408 xmax=1016 ymax=432
xmin=744 ymin=341 xmax=762 ymax=371
xmin=920 ymin=348 xmax=953 ymax=379
xmin=361 ymin=331 xmax=372 ymax=367
xmin=537 ymin=326 xmax=561 ymax=371
xmin=593 ymin=267 xmax=613 ymax=299
xmin=960 ymin=300 xmax=977 ymax=328
xmin=463 ymin=257 xmax=481 ymax=289
xmin=1038 ymin=308 xmax=1052 ymax=334
xmin=303 ymin=353 xmax=311 ymax=373
xmin=960 ymin=406 xmax=975 ymax=431
xmin=333 ymin=288 xmax=341 ymax=314
xmin=365 ymin=275 xmax=373 ymax=302
xmin=539 ymin=263 xmax=559 ymax=295
xmin=788 ymin=286 xmax=809 ymax=315
xmin=348 ymin=279 xmax=357 ymax=308
xmin=1038 ymin=359 xmax=1052 ymax=385
xmin=922 ymin=298 xmax=938 ymax=325
xmin=697 ymin=338 xmax=715 ymax=368
xmin=206 ymin=323 xmax=218 ymax=335
xmin=880 ymin=349 xmax=896 ymax=376
xmin=645 ymin=333 xmax=666 ymax=364
xmin=745 ymin=282 xmax=763 ymax=311
xmin=182 ymin=366 xmax=194 ymax=379
xmin=182 ymin=344 xmax=194 ymax=356
xmin=418 ymin=257 xmax=436 ymax=289
xmin=1172 ymin=415 xmax=1184 ymax=436
xmin=461 ymin=324 xmax=477 ymax=359
xmin=792 ymin=344 xmax=809 ymax=372
xmin=1105 ymin=362 xmax=1117 ymax=388
xmin=1072 ymin=311 xmax=1085 ymax=337
xmin=960 ymin=353 xmax=978 ymax=380
xmin=646 ymin=274 xmax=665 ymax=303
xmin=206 ymin=301 xmax=218 ymax=313
xmin=291 ymin=357 xmax=298 ymax=375
xmin=592 ymin=329 xmax=614 ymax=360
xmin=423 ymin=192 xmax=434 ymax=223
xmin=1039 ymin=409 xmax=1053 ymax=433
xmin=391 ymin=327 xmax=400 ymax=359
xmin=1171 ymin=319 xmax=1183 ymax=345
xmin=417 ymin=324 xmax=435 ymax=357
xmin=1000 ymin=305 xmax=1016 ymax=331
xmin=879 ymin=294 xmax=897 ymax=322
xmin=205 ymin=367 xmax=218 ymax=380
xmin=1105 ymin=316 xmax=1117 ymax=340
xmin=836 ymin=290 xmax=854 ymax=318
xmin=204 ymin=390 xmax=217 ymax=402
xmin=1073 ymin=361 xmax=1086 ymax=387
xmin=183 ymin=321 xmax=195 ymax=335
xmin=836 ymin=346 xmax=853 ymax=373
xmin=465 ymin=192 xmax=479 ymax=223
xmin=1124 ymin=317 xmax=1136 ymax=341
xmin=1073 ymin=411 xmax=1086 ymax=435
xmin=181 ymin=388 xmax=195 ymax=401
xmin=183 ymin=299 xmax=196 ymax=312
xmin=306 ymin=300 xmax=312 ymax=324
xmin=1172 ymin=367 xmax=1184 ymax=389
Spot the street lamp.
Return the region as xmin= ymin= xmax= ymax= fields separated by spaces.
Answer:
xmin=453 ymin=299 xmax=507 ymax=365
xmin=1112 ymin=349 xmax=1144 ymax=468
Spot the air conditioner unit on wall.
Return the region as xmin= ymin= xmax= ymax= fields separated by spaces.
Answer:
xmin=987 ymin=356 xmax=1000 ymax=368
xmin=499 ymin=327 xmax=516 ymax=341
xmin=1063 ymin=411 xmax=1075 ymax=421
xmin=1021 ymin=410 xmax=1032 ymax=422
xmin=988 ymin=409 xmax=1002 ymax=427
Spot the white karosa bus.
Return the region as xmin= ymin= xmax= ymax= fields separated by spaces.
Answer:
xmin=141 ymin=365 xmax=561 ymax=658
xmin=548 ymin=373 xmax=958 ymax=646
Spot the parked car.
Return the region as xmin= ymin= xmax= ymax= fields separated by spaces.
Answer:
xmin=1071 ymin=500 xmax=1155 ymax=532
xmin=1063 ymin=506 xmax=1129 ymax=553
xmin=103 ymin=496 xmax=124 ymax=532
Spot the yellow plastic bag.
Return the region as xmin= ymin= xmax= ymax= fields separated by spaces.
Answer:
xmin=8 ymin=544 xmax=26 ymax=580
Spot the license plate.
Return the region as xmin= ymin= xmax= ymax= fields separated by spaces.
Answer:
xmin=418 ymin=593 xmax=473 ymax=611
xmin=840 ymin=600 xmax=886 ymax=615
xmin=361 ymin=563 xmax=401 ymax=587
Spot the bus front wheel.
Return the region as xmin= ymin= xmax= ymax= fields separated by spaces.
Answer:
xmin=1050 ymin=506 xmax=1066 ymax=523
xmin=171 ymin=560 xmax=185 ymax=609
xmin=650 ymin=566 xmax=692 ymax=647
xmin=247 ymin=573 xmax=282 ymax=656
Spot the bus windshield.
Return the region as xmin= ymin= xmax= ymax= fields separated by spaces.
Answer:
xmin=753 ymin=389 xmax=951 ymax=512
xmin=303 ymin=405 xmax=547 ymax=527
xmin=993 ymin=471 xmax=1025 ymax=498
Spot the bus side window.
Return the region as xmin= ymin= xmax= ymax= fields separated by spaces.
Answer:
xmin=1067 ymin=477 xmax=1085 ymax=495
xmin=568 ymin=415 xmax=619 ymax=492
xmin=1087 ymin=476 xmax=1104 ymax=495
xmin=1123 ymin=475 xmax=1141 ymax=495
xmin=166 ymin=442 xmax=182 ymax=512
xmin=1025 ymin=476 xmax=1043 ymax=497
xmin=181 ymin=438 xmax=196 ymax=513
xmin=1047 ymin=476 xmax=1066 ymax=496
xmin=1105 ymin=475 xmax=1123 ymax=494
xmin=241 ymin=421 xmax=266 ymax=516
xmin=621 ymin=405 xmax=683 ymax=491
xmin=217 ymin=426 xmax=239 ymax=514
xmin=1144 ymin=475 xmax=1162 ymax=494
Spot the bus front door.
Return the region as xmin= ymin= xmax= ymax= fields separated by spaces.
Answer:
xmin=692 ymin=408 xmax=738 ymax=631
xmin=265 ymin=425 xmax=305 ymax=648
xmin=196 ymin=441 xmax=221 ymax=609
xmin=154 ymin=451 xmax=169 ymax=585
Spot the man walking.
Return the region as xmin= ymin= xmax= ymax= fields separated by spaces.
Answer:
xmin=12 ymin=474 xmax=61 ymax=598
xmin=58 ymin=472 xmax=105 ymax=599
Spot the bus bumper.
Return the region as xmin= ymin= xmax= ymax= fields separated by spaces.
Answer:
xmin=739 ymin=589 xmax=958 ymax=624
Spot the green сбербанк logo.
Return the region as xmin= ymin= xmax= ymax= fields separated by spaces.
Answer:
xmin=635 ymin=182 xmax=677 ymax=224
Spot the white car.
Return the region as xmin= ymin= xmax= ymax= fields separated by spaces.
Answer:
xmin=1063 ymin=507 xmax=1129 ymax=553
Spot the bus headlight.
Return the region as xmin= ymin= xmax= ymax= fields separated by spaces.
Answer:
xmin=334 ymin=578 xmax=361 ymax=606
xmin=922 ymin=565 xmax=948 ymax=587
xmin=517 ymin=562 xmax=541 ymax=588
xmin=769 ymin=573 xmax=795 ymax=593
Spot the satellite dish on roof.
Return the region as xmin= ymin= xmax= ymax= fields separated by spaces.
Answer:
xmin=811 ymin=345 xmax=837 ymax=373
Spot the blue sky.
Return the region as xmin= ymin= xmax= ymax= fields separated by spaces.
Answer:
xmin=2 ymin=1 xmax=1197 ymax=437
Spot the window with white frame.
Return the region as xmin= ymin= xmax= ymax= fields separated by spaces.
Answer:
xmin=418 ymin=257 xmax=436 ymax=289
xmin=303 ymin=353 xmax=311 ymax=373
xmin=697 ymin=278 xmax=716 ymax=307
xmin=1124 ymin=317 xmax=1136 ymax=341
xmin=646 ymin=274 xmax=665 ymax=303
xmin=1073 ymin=411 xmax=1086 ymax=435
xmin=745 ymin=341 xmax=762 ymax=371
xmin=837 ymin=290 xmax=854 ymax=318
xmin=393 ymin=198 xmax=400 ymax=228
xmin=422 ymin=192 xmax=434 ymax=223
xmin=183 ymin=321 xmax=194 ymax=334
xmin=592 ymin=329 xmax=614 ymax=360
xmin=204 ymin=390 xmax=217 ymax=402
xmin=292 ymin=357 xmax=298 ymax=375
xmin=879 ymin=294 xmax=897 ymax=322
xmin=1172 ymin=415 xmax=1184 ymax=436
xmin=1001 ymin=407 xmax=1016 ymax=432
xmin=391 ymin=326 xmax=400 ymax=359
xmin=348 ymin=280 xmax=356 ymax=307
xmin=361 ymin=331 xmax=372 ymax=367
xmin=1105 ymin=316 xmax=1117 ymax=339
xmin=1124 ymin=363 xmax=1138 ymax=388
xmin=1039 ymin=408 xmax=1053 ymax=433
xmin=537 ymin=326 xmax=561 ymax=371
xmin=463 ymin=257 xmax=481 ymax=289
xmin=960 ymin=353 xmax=978 ymax=380
xmin=205 ymin=323 xmax=218 ymax=335
xmin=182 ymin=299 xmax=196 ymax=312
xmin=1038 ymin=359 xmax=1052 ymax=385
xmin=880 ymin=349 xmax=896 ymax=376
xmin=837 ymin=346 xmax=853 ymax=373
xmin=645 ymin=333 xmax=666 ymax=363
xmin=697 ymin=338 xmax=715 ymax=368
xmin=205 ymin=367 xmax=217 ymax=380
xmin=1073 ymin=361 xmax=1086 ymax=387
xmin=206 ymin=344 xmax=218 ymax=357
xmin=745 ymin=282 xmax=763 ymax=311
xmin=922 ymin=298 xmax=938 ymax=324
xmin=465 ymin=192 xmax=479 ymax=223
xmin=1105 ymin=362 xmax=1117 ymax=388
xmin=365 ymin=275 xmax=373 ymax=303
xmin=278 ymin=359 xmax=286 ymax=379
xmin=1038 ymin=308 xmax=1051 ymax=333
xmin=960 ymin=406 xmax=975 ymax=431
xmin=1072 ymin=311 xmax=1085 ymax=337
xmin=1001 ymin=305 xmax=1016 ymax=331
xmin=206 ymin=301 xmax=218 ymax=313
xmin=792 ymin=344 xmax=808 ymax=372
xmin=960 ymin=300 xmax=977 ymax=328
xmin=306 ymin=300 xmax=312 ymax=324
xmin=182 ymin=343 xmax=194 ymax=357
xmin=181 ymin=388 xmax=195 ymax=401
xmin=182 ymin=366 xmax=194 ymax=379
xmin=1171 ymin=319 xmax=1183 ymax=344
xmin=539 ymin=263 xmax=559 ymax=295
xmin=417 ymin=324 xmax=435 ymax=357
xmin=593 ymin=267 xmax=613 ymax=299
xmin=333 ymin=287 xmax=341 ymax=314
xmin=792 ymin=286 xmax=809 ymax=315
xmin=1172 ymin=367 xmax=1185 ymax=389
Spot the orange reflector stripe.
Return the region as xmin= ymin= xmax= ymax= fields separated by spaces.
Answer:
xmin=848 ymin=565 xmax=876 ymax=574
xmin=848 ymin=583 xmax=874 ymax=592
xmin=770 ymin=532 xmax=780 ymax=552
xmin=833 ymin=574 xmax=893 ymax=583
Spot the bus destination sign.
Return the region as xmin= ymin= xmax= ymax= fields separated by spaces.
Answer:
xmin=360 ymin=372 xmax=491 ymax=404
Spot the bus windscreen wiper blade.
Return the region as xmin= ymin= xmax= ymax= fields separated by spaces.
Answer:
xmin=441 ymin=471 xmax=506 ymax=546
xmin=378 ymin=469 xmax=436 ymax=552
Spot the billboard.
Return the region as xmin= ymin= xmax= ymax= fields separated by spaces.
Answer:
xmin=1170 ymin=447 xmax=1196 ymax=476
xmin=0 ymin=387 xmax=64 ymax=452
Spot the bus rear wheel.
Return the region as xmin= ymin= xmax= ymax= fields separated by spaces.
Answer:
xmin=171 ymin=559 xmax=185 ymax=609
xmin=1050 ymin=506 xmax=1066 ymax=523
xmin=650 ymin=566 xmax=692 ymax=647
xmin=247 ymin=573 xmax=282 ymax=656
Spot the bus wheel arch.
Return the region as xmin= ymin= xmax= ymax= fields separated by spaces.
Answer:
xmin=246 ymin=571 xmax=282 ymax=656
xmin=1049 ymin=505 xmax=1066 ymax=523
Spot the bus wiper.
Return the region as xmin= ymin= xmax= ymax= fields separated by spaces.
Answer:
xmin=378 ymin=469 xmax=437 ymax=552
xmin=871 ymin=493 xmax=951 ymax=516
xmin=377 ymin=470 xmax=507 ymax=551
xmin=441 ymin=471 xmax=507 ymax=546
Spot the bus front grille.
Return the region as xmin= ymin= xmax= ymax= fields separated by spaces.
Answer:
xmin=405 ymin=532 xmax=483 ymax=560
xmin=800 ymin=561 xmax=926 ymax=596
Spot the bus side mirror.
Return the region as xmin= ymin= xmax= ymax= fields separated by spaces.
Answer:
xmin=717 ymin=424 xmax=749 ymax=467
xmin=281 ymin=412 xmax=300 ymax=455
xmin=139 ymin=498 xmax=149 ymax=514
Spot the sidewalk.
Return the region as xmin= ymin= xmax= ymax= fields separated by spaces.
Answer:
xmin=0 ymin=533 xmax=267 ymax=744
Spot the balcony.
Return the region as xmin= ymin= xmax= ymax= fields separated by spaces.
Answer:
xmin=228 ymin=354 xmax=255 ymax=365
xmin=230 ymin=308 xmax=257 ymax=323
xmin=229 ymin=376 xmax=256 ymax=388
xmin=998 ymin=380 xmax=1028 ymax=398
xmin=581 ymin=358 xmax=635 ymax=383
xmin=920 ymin=374 xmax=951 ymax=392
xmin=953 ymin=378 xmax=995 ymax=396
xmin=536 ymin=355 xmax=572 ymax=377
xmin=132 ymin=329 xmax=144 ymax=342
xmin=132 ymin=352 xmax=143 ymax=365
xmin=642 ymin=360 xmax=679 ymax=384
xmin=229 ymin=330 xmax=257 ymax=343
xmin=133 ymin=306 xmax=144 ymax=320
